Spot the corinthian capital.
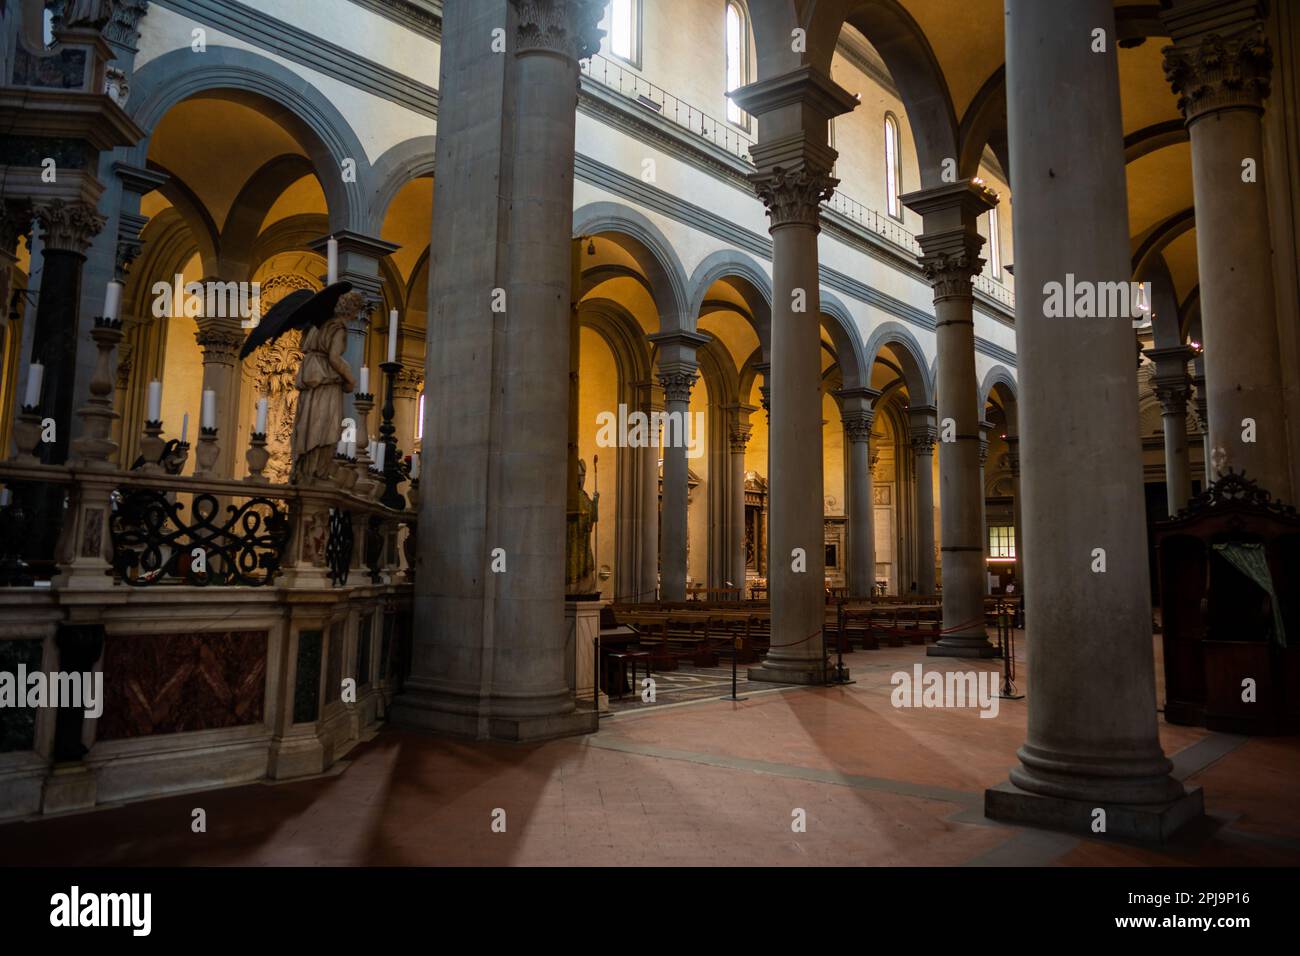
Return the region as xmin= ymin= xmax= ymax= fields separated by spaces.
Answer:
xmin=658 ymin=369 xmax=698 ymax=405
xmin=33 ymin=200 xmax=106 ymax=255
xmin=513 ymin=0 xmax=605 ymax=60
xmin=843 ymin=410 xmax=873 ymax=445
xmin=195 ymin=317 xmax=246 ymax=366
xmin=919 ymin=250 xmax=984 ymax=300
xmin=751 ymin=165 xmax=838 ymax=230
xmin=1163 ymin=25 xmax=1271 ymax=121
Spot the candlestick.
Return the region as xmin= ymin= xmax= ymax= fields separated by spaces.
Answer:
xmin=201 ymin=389 xmax=217 ymax=430
xmin=194 ymin=427 xmax=219 ymax=477
xmin=245 ymin=431 xmax=269 ymax=484
xmin=23 ymin=363 xmax=43 ymax=408
xmin=359 ymin=366 xmax=369 ymax=395
xmin=387 ymin=310 xmax=399 ymax=364
xmin=137 ymin=420 xmax=165 ymax=473
xmin=180 ymin=413 xmax=189 ymax=445
xmin=103 ymin=280 xmax=123 ymax=321
xmin=147 ymin=380 xmax=162 ymax=422
xmin=410 ymin=450 xmax=421 ymax=481
xmin=378 ymin=360 xmax=406 ymax=510
xmin=255 ymin=398 xmax=268 ymax=435
xmin=327 ymin=237 xmax=339 ymax=284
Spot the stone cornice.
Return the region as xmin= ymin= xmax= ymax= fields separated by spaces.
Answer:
xmin=0 ymin=88 xmax=146 ymax=152
xmin=346 ymin=0 xmax=442 ymax=41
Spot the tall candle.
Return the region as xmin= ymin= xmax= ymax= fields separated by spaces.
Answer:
xmin=201 ymin=389 xmax=217 ymax=430
xmin=359 ymin=366 xmax=369 ymax=394
xmin=367 ymin=440 xmax=376 ymax=461
xmin=23 ymin=363 xmax=43 ymax=408
xmin=0 ymin=488 xmax=10 ymax=508
xmin=346 ymin=439 xmax=356 ymax=459
xmin=374 ymin=442 xmax=385 ymax=471
xmin=336 ymin=436 xmax=346 ymax=456
xmin=103 ymin=280 xmax=124 ymax=321
xmin=387 ymin=310 xmax=399 ymax=364
xmin=410 ymin=451 xmax=421 ymax=481
xmin=327 ymin=237 xmax=339 ymax=284
xmin=255 ymin=398 xmax=268 ymax=434
xmin=180 ymin=413 xmax=189 ymax=444
xmin=147 ymin=380 xmax=162 ymax=422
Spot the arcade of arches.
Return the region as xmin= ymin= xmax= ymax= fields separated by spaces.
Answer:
xmin=0 ymin=0 xmax=1298 ymax=865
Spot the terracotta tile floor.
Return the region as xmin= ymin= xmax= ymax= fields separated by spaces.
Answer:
xmin=2 ymin=640 xmax=1297 ymax=867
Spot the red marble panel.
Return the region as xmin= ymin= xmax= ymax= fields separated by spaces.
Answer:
xmin=97 ymin=630 xmax=268 ymax=740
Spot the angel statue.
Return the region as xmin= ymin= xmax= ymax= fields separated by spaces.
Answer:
xmin=240 ymin=281 xmax=361 ymax=486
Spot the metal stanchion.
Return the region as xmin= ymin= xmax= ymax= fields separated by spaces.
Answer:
xmin=720 ymin=635 xmax=748 ymax=701
xmin=998 ymin=601 xmax=1024 ymax=700
xmin=593 ymin=635 xmax=603 ymax=717
xmin=827 ymin=599 xmax=855 ymax=685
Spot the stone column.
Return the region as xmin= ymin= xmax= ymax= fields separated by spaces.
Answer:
xmin=1163 ymin=1 xmax=1290 ymax=499
xmin=650 ymin=331 xmax=706 ymax=602
xmin=987 ymin=0 xmax=1201 ymax=841
xmin=726 ymin=406 xmax=754 ymax=593
xmin=194 ymin=310 xmax=246 ymax=477
xmin=394 ymin=0 xmax=603 ymax=742
xmin=635 ymin=381 xmax=663 ymax=602
xmin=733 ymin=69 xmax=857 ymax=684
xmin=1191 ymin=366 xmax=1211 ymax=475
xmin=30 ymin=201 xmax=106 ymax=465
xmin=1004 ymin=435 xmax=1024 ymax=585
xmin=1147 ymin=345 xmax=1194 ymax=514
xmin=903 ymin=183 xmax=998 ymax=657
xmin=840 ymin=387 xmax=880 ymax=599
xmin=908 ymin=406 xmax=938 ymax=596
xmin=978 ymin=419 xmax=991 ymax=589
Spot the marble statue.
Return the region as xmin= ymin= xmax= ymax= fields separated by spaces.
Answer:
xmin=59 ymin=0 xmax=115 ymax=28
xmin=566 ymin=457 xmax=599 ymax=594
xmin=290 ymin=290 xmax=362 ymax=485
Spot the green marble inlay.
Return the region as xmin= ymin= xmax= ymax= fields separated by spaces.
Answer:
xmin=0 ymin=640 xmax=44 ymax=753
xmin=293 ymin=630 xmax=323 ymax=724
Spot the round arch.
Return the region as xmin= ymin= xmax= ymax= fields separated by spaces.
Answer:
xmin=862 ymin=320 xmax=935 ymax=405
xmin=573 ymin=202 xmax=691 ymax=333
xmin=819 ymin=289 xmax=869 ymax=390
xmin=367 ymin=135 xmax=437 ymax=235
xmin=685 ymin=249 xmax=773 ymax=359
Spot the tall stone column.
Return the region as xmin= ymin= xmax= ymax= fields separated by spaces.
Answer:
xmin=840 ymin=387 xmax=880 ymax=598
xmin=908 ymin=406 xmax=938 ymax=596
xmin=1004 ymin=434 xmax=1024 ymax=585
xmin=987 ymin=0 xmax=1202 ymax=841
xmin=1191 ymin=367 xmax=1211 ymax=475
xmin=30 ymin=201 xmax=106 ymax=465
xmin=903 ymin=183 xmax=998 ymax=657
xmin=194 ymin=311 xmax=246 ymax=477
xmin=650 ymin=331 xmax=706 ymax=602
xmin=726 ymin=405 xmax=754 ymax=592
xmin=1163 ymin=1 xmax=1290 ymax=500
xmin=733 ymin=68 xmax=857 ymax=684
xmin=1147 ymin=345 xmax=1195 ymax=514
xmin=635 ymin=380 xmax=662 ymax=602
xmin=395 ymin=0 xmax=603 ymax=742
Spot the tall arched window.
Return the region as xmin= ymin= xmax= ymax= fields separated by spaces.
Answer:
xmin=986 ymin=206 xmax=1002 ymax=277
xmin=609 ymin=0 xmax=639 ymax=65
xmin=725 ymin=2 xmax=748 ymax=128
xmin=884 ymin=113 xmax=903 ymax=220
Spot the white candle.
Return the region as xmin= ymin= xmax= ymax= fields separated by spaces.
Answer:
xmin=359 ymin=366 xmax=369 ymax=394
xmin=103 ymin=280 xmax=123 ymax=321
xmin=201 ymin=389 xmax=217 ymax=430
xmin=367 ymin=440 xmax=376 ymax=461
xmin=387 ymin=310 xmax=399 ymax=364
xmin=0 ymin=488 xmax=11 ymax=508
xmin=147 ymin=380 xmax=162 ymax=422
xmin=410 ymin=451 xmax=421 ymax=481
xmin=327 ymin=237 xmax=339 ymax=284
xmin=374 ymin=442 xmax=385 ymax=471
xmin=23 ymin=363 xmax=43 ymax=408
xmin=336 ymin=437 xmax=346 ymax=456
xmin=180 ymin=413 xmax=189 ymax=444
xmin=346 ymin=439 xmax=356 ymax=459
xmin=255 ymin=398 xmax=268 ymax=434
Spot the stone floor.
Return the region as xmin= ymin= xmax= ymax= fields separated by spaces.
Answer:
xmin=2 ymin=638 xmax=1298 ymax=867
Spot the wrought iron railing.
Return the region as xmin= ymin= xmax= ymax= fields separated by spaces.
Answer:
xmin=580 ymin=52 xmax=1017 ymax=312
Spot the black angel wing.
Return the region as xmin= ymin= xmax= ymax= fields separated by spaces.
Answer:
xmin=238 ymin=282 xmax=354 ymax=359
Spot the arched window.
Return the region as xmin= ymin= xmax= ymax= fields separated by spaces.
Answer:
xmin=986 ymin=206 xmax=1002 ymax=277
xmin=609 ymin=0 xmax=639 ymax=66
xmin=725 ymin=2 xmax=748 ymax=128
xmin=884 ymin=113 xmax=903 ymax=220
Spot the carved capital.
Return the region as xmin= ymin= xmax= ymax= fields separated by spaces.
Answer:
xmin=194 ymin=320 xmax=245 ymax=365
xmin=919 ymin=250 xmax=984 ymax=300
xmin=1163 ymin=26 xmax=1271 ymax=121
xmin=658 ymin=369 xmax=697 ymax=405
xmin=909 ymin=426 xmax=937 ymax=455
xmin=394 ymin=367 xmax=424 ymax=399
xmin=751 ymin=165 xmax=837 ymax=230
xmin=513 ymin=0 xmax=605 ymax=60
xmin=728 ymin=424 xmax=752 ymax=454
xmin=1154 ymin=382 xmax=1192 ymax=417
xmin=32 ymin=200 xmax=105 ymax=255
xmin=844 ymin=410 xmax=873 ymax=445
xmin=105 ymin=0 xmax=151 ymax=48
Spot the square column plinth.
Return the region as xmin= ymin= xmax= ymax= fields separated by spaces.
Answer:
xmin=985 ymin=781 xmax=1205 ymax=844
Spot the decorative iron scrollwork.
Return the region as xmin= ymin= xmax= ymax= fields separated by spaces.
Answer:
xmin=109 ymin=489 xmax=290 ymax=587
xmin=326 ymin=507 xmax=354 ymax=586
xmin=1173 ymin=468 xmax=1300 ymax=523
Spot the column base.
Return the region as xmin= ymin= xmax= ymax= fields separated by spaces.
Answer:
xmin=391 ymin=690 xmax=597 ymax=743
xmin=984 ymin=779 xmax=1204 ymax=844
xmin=928 ymin=636 xmax=997 ymax=658
xmin=41 ymin=763 xmax=97 ymax=815
xmin=747 ymin=659 xmax=835 ymax=685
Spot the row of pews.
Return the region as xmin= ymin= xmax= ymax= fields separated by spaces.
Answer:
xmin=599 ymin=593 xmax=1023 ymax=681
